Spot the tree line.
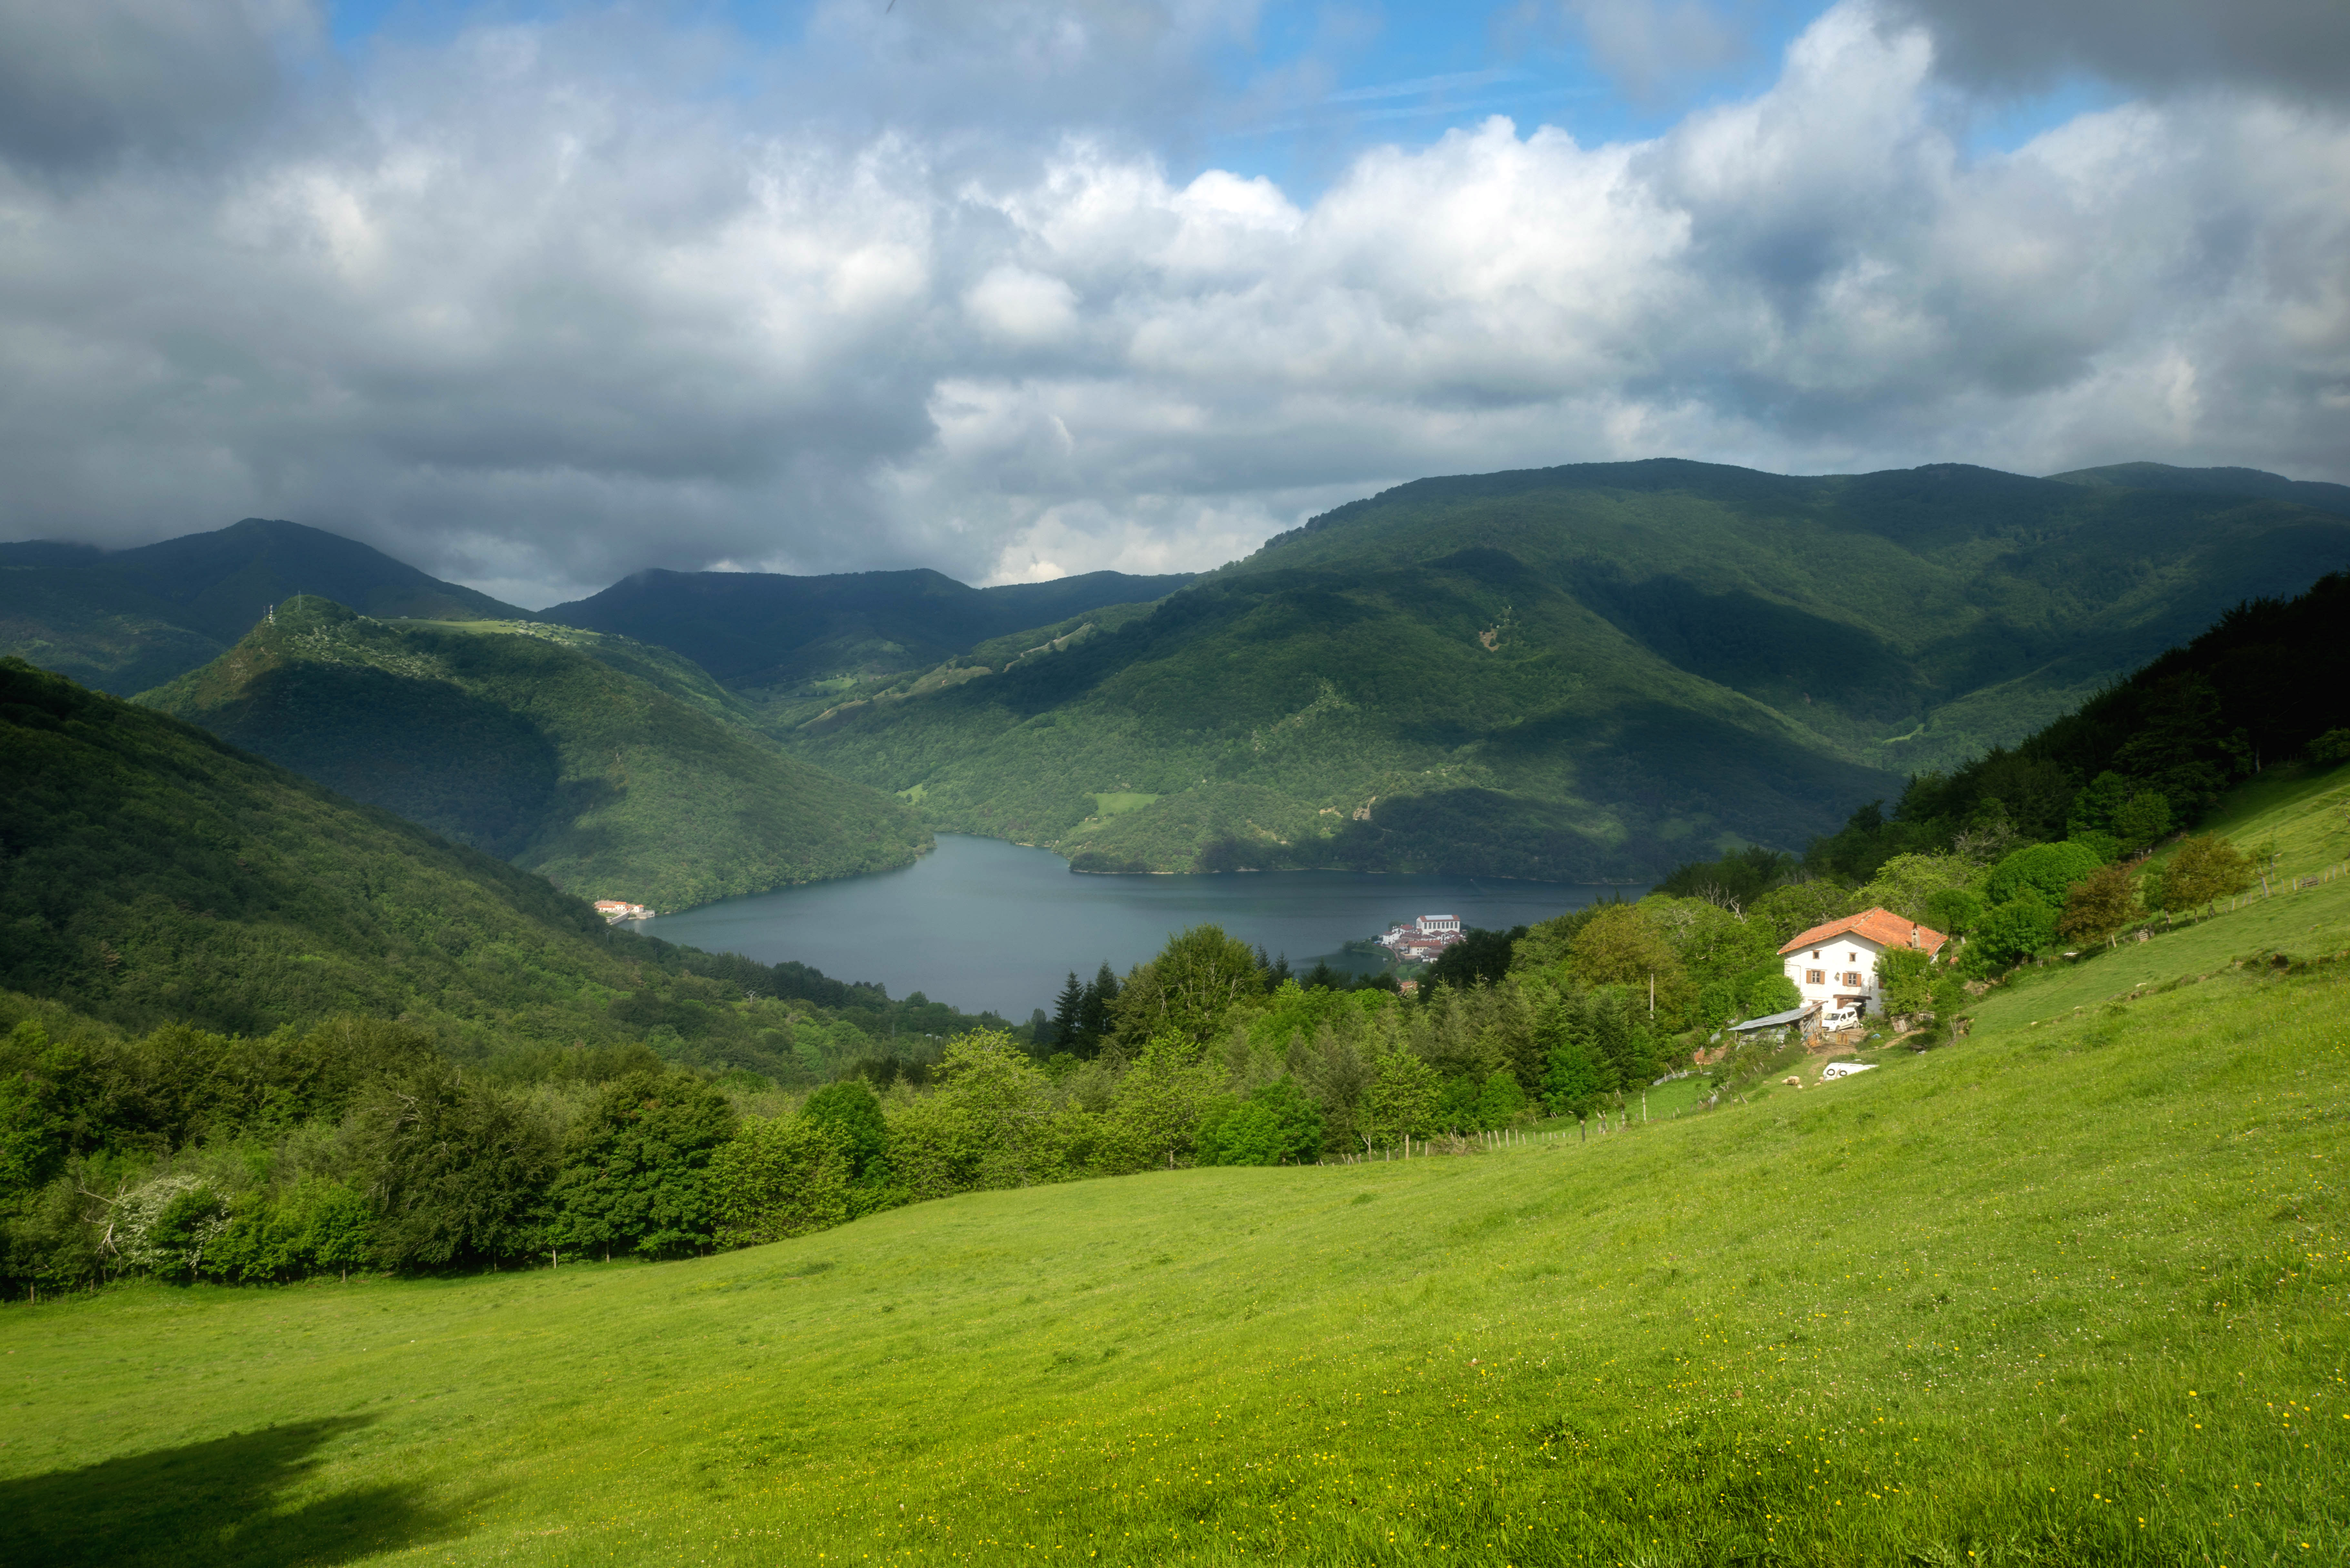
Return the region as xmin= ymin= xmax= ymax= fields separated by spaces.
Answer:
xmin=0 ymin=894 xmax=1813 ymax=1294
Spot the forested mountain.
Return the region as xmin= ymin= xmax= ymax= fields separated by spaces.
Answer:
xmin=0 ymin=518 xmax=529 ymax=695
xmin=2050 ymin=461 xmax=2350 ymax=514
xmin=137 ymin=598 xmax=930 ymax=910
xmin=543 ymin=565 xmax=1195 ymax=694
xmin=781 ymin=460 xmax=2350 ymax=878
xmin=0 ymin=656 xmax=994 ymax=1071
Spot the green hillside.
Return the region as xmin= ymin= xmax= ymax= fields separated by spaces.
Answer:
xmin=544 ymin=564 xmax=1195 ymax=698
xmin=785 ymin=460 xmax=2350 ymax=877
xmin=137 ymin=598 xmax=930 ymax=910
xmin=0 ymin=518 xmax=529 ymax=694
xmin=6 ymin=841 xmax=2342 ymax=1564
xmin=0 ymin=657 xmax=988 ymax=1066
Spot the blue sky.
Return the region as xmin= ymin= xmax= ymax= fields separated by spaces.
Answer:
xmin=323 ymin=0 xmax=2107 ymax=188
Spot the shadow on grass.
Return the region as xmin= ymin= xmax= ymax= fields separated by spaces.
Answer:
xmin=0 ymin=1415 xmax=465 ymax=1566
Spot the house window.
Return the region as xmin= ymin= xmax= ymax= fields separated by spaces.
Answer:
xmin=1847 ymin=952 xmax=1858 ymax=963
xmin=1806 ymin=969 xmax=1825 ymax=985
xmin=1810 ymin=951 xmax=1821 ymax=960
xmin=1841 ymin=971 xmax=1864 ymax=988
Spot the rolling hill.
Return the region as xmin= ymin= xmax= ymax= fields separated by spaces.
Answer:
xmin=0 ymin=518 xmax=530 ymax=695
xmin=136 ymin=598 xmax=931 ymax=911
xmin=543 ymin=565 xmax=1196 ymax=698
xmin=782 ymin=460 xmax=2350 ymax=878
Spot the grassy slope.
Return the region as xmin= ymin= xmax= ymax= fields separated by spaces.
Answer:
xmin=9 ymin=796 xmax=2345 ymax=1565
xmin=138 ymin=599 xmax=930 ymax=911
xmin=787 ymin=461 xmax=2350 ymax=876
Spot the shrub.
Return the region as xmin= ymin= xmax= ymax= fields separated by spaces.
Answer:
xmin=2067 ymin=830 xmax=2122 ymax=864
xmin=2058 ymin=863 xmax=2142 ymax=944
xmin=2309 ymin=728 xmax=2350 ymax=767
xmin=357 ymin=1067 xmax=558 ymax=1269
xmin=1740 ymin=972 xmax=1801 ymax=1019
xmin=1197 ymin=1078 xmax=1324 ymax=1165
xmin=202 ymin=1177 xmax=377 ymax=1283
xmin=1541 ymin=1038 xmax=1605 ymax=1120
xmin=710 ymin=1117 xmax=852 ymax=1246
xmin=1921 ymin=886 xmax=1983 ymax=936
xmin=549 ymin=1071 xmax=737 ymax=1260
xmin=2155 ymin=834 xmax=2256 ymax=914
xmin=1985 ymin=842 xmax=2106 ymax=908
xmin=2111 ymin=791 xmax=2174 ymax=852
xmin=1856 ymin=854 xmax=1978 ymax=924
xmin=1964 ymin=898 xmax=2059 ymax=975
xmin=1475 ymin=1069 xmax=1528 ymax=1129
xmin=1364 ymin=1050 xmax=1442 ymax=1145
xmin=1877 ymin=948 xmax=1935 ymax=1016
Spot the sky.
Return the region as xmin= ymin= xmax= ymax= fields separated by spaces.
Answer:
xmin=0 ymin=0 xmax=2344 ymax=607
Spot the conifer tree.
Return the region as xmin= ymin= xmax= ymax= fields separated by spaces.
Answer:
xmin=1050 ymin=972 xmax=1085 ymax=1050
xmin=1076 ymin=962 xmax=1120 ymax=1054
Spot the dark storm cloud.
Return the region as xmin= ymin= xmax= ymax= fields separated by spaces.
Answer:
xmin=0 ymin=0 xmax=2343 ymax=604
xmin=1882 ymin=0 xmax=2350 ymax=102
xmin=0 ymin=0 xmax=309 ymax=172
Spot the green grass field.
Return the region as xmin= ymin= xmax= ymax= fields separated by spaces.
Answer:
xmin=7 ymin=807 xmax=2349 ymax=1564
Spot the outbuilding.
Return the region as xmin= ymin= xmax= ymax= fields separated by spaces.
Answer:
xmin=1723 ymin=1000 xmax=1820 ymax=1047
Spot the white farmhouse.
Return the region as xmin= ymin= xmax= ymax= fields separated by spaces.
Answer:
xmin=1777 ymin=908 xmax=1948 ymax=1018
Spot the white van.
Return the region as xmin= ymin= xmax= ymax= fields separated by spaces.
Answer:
xmin=1820 ymin=1062 xmax=1877 ymax=1080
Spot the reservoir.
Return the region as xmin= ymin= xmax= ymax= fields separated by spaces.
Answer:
xmin=646 ymin=834 xmax=1632 ymax=1020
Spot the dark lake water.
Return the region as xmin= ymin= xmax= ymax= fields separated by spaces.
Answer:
xmin=643 ymin=834 xmax=1632 ymax=1020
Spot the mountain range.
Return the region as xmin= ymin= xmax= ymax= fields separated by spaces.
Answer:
xmin=546 ymin=565 xmax=1197 ymax=693
xmin=7 ymin=456 xmax=2348 ymax=890
xmin=777 ymin=460 xmax=2350 ymax=878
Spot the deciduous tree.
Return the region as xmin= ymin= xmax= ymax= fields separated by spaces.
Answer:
xmin=2156 ymin=834 xmax=2255 ymax=914
xmin=2058 ymin=863 xmax=2142 ymax=944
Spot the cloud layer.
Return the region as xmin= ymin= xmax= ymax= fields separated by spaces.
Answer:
xmin=1 ymin=0 xmax=2344 ymax=604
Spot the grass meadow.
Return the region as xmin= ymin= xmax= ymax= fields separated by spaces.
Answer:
xmin=6 ymin=822 xmax=2348 ymax=1564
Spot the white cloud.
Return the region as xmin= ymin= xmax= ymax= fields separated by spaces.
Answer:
xmin=0 ymin=0 xmax=2344 ymax=604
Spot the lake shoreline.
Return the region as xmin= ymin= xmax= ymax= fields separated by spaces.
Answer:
xmin=644 ymin=834 xmax=1637 ymax=1017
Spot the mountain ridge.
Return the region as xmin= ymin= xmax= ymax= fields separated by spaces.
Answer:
xmin=775 ymin=459 xmax=2350 ymax=878
xmin=543 ymin=564 xmax=1198 ymax=693
xmin=0 ymin=518 xmax=530 ymax=694
xmin=137 ymin=598 xmax=931 ymax=910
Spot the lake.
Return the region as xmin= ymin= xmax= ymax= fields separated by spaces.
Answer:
xmin=643 ymin=834 xmax=1634 ymax=1019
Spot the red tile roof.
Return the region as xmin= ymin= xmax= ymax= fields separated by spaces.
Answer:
xmin=1779 ymin=907 xmax=1949 ymax=958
